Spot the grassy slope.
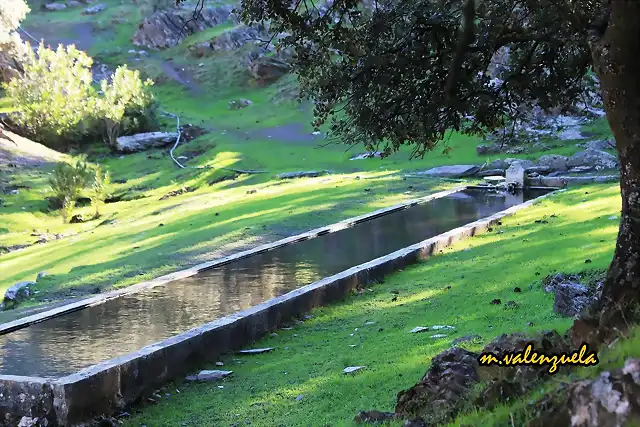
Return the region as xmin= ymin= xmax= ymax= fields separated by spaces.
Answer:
xmin=123 ymin=183 xmax=621 ymax=427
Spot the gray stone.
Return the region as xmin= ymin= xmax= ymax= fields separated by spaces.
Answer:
xmin=36 ymin=272 xmax=48 ymax=281
xmin=476 ymin=144 xmax=502 ymax=155
xmin=343 ymin=366 xmax=366 ymax=374
xmin=82 ymin=3 xmax=107 ymax=14
xmin=504 ymin=158 xmax=535 ymax=170
xmin=537 ymin=154 xmax=569 ymax=171
xmin=579 ymin=139 xmax=615 ymax=151
xmin=506 ymin=162 xmax=525 ymax=187
xmin=553 ymin=282 xmax=593 ymax=318
xmin=431 ymin=334 xmax=448 ymax=339
xmin=350 ymin=152 xmax=382 ymax=160
xmin=410 ymin=326 xmax=429 ymax=333
xmin=248 ymin=57 xmax=291 ymax=82
xmin=44 ymin=3 xmax=67 ymax=11
xmin=115 ymin=132 xmax=178 ymax=153
xmin=567 ymin=149 xmax=619 ymax=170
xmin=186 ymin=370 xmax=232 ymax=381
xmin=484 ymin=176 xmax=505 ymax=185
xmin=417 ymin=165 xmax=480 ymax=178
xmin=3 ymin=281 xmax=34 ymax=307
xmin=67 ymin=0 xmax=82 ymax=6
xmin=228 ymin=99 xmax=253 ymax=110
xmin=525 ymin=166 xmax=551 ymax=174
xmin=477 ymin=168 xmax=506 ymax=177
xmin=568 ymin=166 xmax=595 ymax=174
xmin=17 ymin=417 xmax=40 ymax=427
xmin=277 ymin=171 xmax=329 ymax=179
xmin=485 ymin=159 xmax=508 ymax=170
xmin=237 ymin=347 xmax=273 ymax=355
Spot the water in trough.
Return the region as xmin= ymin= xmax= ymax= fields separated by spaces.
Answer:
xmin=0 ymin=188 xmax=548 ymax=377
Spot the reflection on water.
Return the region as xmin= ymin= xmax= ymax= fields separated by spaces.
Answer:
xmin=0 ymin=189 xmax=548 ymax=377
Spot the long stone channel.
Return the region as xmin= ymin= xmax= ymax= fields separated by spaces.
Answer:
xmin=0 ymin=186 xmax=556 ymax=425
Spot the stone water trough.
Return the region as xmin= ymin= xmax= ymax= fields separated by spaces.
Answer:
xmin=0 ymin=186 xmax=558 ymax=426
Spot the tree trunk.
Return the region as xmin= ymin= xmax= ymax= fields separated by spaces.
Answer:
xmin=588 ymin=0 xmax=640 ymax=328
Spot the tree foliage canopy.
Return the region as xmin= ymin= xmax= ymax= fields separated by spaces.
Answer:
xmin=218 ymin=0 xmax=607 ymax=157
xmin=0 ymin=0 xmax=29 ymax=47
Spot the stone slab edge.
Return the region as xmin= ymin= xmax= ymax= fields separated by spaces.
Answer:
xmin=0 ymin=186 xmax=467 ymax=336
xmin=0 ymin=189 xmax=562 ymax=425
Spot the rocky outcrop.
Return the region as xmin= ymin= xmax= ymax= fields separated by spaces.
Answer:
xmin=188 ymin=25 xmax=269 ymax=57
xmin=567 ymin=149 xmax=619 ymax=170
xmin=133 ymin=5 xmax=237 ymax=50
xmin=248 ymin=56 xmax=292 ymax=82
xmin=115 ymin=132 xmax=178 ymax=153
xmin=542 ymin=272 xmax=603 ymax=318
xmin=536 ymin=154 xmax=569 ymax=172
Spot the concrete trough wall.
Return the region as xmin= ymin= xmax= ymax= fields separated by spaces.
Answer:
xmin=0 ymin=188 xmax=561 ymax=426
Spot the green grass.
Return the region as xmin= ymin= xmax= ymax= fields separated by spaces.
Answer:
xmin=121 ymin=183 xmax=621 ymax=427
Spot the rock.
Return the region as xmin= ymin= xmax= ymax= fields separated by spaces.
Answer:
xmin=553 ymin=282 xmax=594 ymax=318
xmin=295 ymin=394 xmax=304 ymax=401
xmin=505 ymin=146 xmax=530 ymax=154
xmin=3 ymin=281 xmax=34 ymax=308
xmin=506 ymin=162 xmax=525 ymax=187
xmin=451 ymin=335 xmax=482 ymax=346
xmin=395 ymin=348 xmax=480 ymax=424
xmin=477 ymin=169 xmax=505 ymax=177
xmin=69 ymin=214 xmax=86 ymax=224
xmin=566 ymin=358 xmax=640 ymax=427
xmin=36 ymin=272 xmax=48 ymax=281
xmin=343 ymin=366 xmax=366 ymax=374
xmin=504 ymin=158 xmax=535 ymax=169
xmin=115 ymin=132 xmax=178 ymax=153
xmin=248 ymin=56 xmax=291 ymax=82
xmin=82 ymin=3 xmax=107 ymax=14
xmin=350 ymin=152 xmax=382 ymax=160
xmin=484 ymin=176 xmax=505 ymax=185
xmin=410 ymin=327 xmax=430 ymax=333
xmin=485 ymin=159 xmax=508 ymax=170
xmin=353 ymin=411 xmax=397 ymax=424
xmin=417 ymin=165 xmax=480 ymax=178
xmin=186 ymin=370 xmax=232 ymax=381
xmin=277 ymin=170 xmax=329 ymax=179
xmin=476 ymin=144 xmax=502 ymax=155
xmin=579 ymin=139 xmax=616 ymax=151
xmin=525 ymin=165 xmax=551 ymax=174
xmin=537 ymin=154 xmax=569 ymax=171
xmin=431 ymin=334 xmax=448 ymax=339
xmin=532 ymin=141 xmax=553 ymax=152
xmin=133 ymin=5 xmax=236 ymax=50
xmin=432 ymin=325 xmax=455 ymax=331
xmin=17 ymin=417 xmax=41 ymax=427
xmin=569 ymin=166 xmax=595 ymax=173
xmin=215 ymin=362 xmax=224 ymax=366
xmin=44 ymin=3 xmax=67 ymax=11
xmin=237 ymin=347 xmax=273 ymax=355
xmin=567 ymin=149 xmax=619 ymax=170
xmin=67 ymin=0 xmax=82 ymax=7
xmin=228 ymin=99 xmax=253 ymax=110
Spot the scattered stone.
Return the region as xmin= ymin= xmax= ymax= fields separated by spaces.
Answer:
xmin=364 ymin=321 xmax=376 ymax=325
xmin=578 ymin=139 xmax=615 ymax=151
xmin=537 ymin=154 xmax=569 ymax=171
xmin=215 ymin=362 xmax=224 ymax=366
xmin=186 ymin=370 xmax=232 ymax=381
xmin=553 ymin=282 xmax=594 ymax=318
xmin=476 ymin=144 xmax=502 ymax=155
xmin=568 ymin=166 xmax=595 ymax=173
xmin=44 ymin=3 xmax=67 ymax=11
xmin=36 ymin=272 xmax=48 ymax=281
xmin=82 ymin=3 xmax=107 ymax=14
xmin=69 ymin=214 xmax=86 ymax=224
xmin=432 ymin=325 xmax=455 ymax=331
xmin=431 ymin=334 xmax=448 ymax=339
xmin=353 ymin=411 xmax=398 ymax=424
xmin=295 ymin=394 xmax=304 ymax=401
xmin=490 ymin=299 xmax=502 ymax=305
xmin=410 ymin=327 xmax=430 ymax=333
xmin=277 ymin=170 xmax=329 ymax=180
xmin=513 ymin=287 xmax=522 ymax=293
xmin=237 ymin=348 xmax=273 ymax=355
xmin=115 ymin=132 xmax=178 ymax=153
xmin=246 ymin=189 xmax=257 ymax=194
xmin=159 ymin=186 xmax=195 ymax=200
xmin=350 ymin=152 xmax=382 ymax=160
xmin=343 ymin=366 xmax=366 ymax=374
xmin=608 ymin=216 xmax=618 ymax=220
xmin=228 ymin=99 xmax=253 ymax=110
xmin=416 ymin=165 xmax=480 ymax=178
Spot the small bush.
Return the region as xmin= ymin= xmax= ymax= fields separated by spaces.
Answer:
xmin=89 ymin=165 xmax=110 ymax=218
xmin=49 ymin=159 xmax=91 ymax=223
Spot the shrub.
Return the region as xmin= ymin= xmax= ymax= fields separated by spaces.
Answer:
xmin=98 ymin=65 xmax=156 ymax=148
xmin=4 ymin=44 xmax=157 ymax=150
xmin=3 ymin=43 xmax=98 ymax=149
xmin=89 ymin=165 xmax=110 ymax=218
xmin=49 ymin=159 xmax=91 ymax=223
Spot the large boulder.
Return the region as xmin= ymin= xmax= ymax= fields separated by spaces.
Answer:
xmin=188 ymin=25 xmax=269 ymax=57
xmin=2 ymin=281 xmax=34 ymax=309
xmin=248 ymin=57 xmax=291 ymax=82
xmin=567 ymin=149 xmax=619 ymax=170
xmin=133 ymin=5 xmax=237 ymax=50
xmin=115 ymin=132 xmax=178 ymax=153
xmin=416 ymin=165 xmax=480 ymax=178
xmin=537 ymin=154 xmax=569 ymax=172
